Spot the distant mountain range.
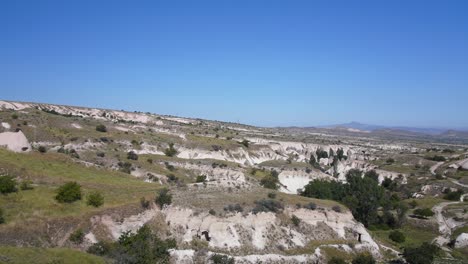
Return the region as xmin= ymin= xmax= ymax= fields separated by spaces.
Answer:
xmin=321 ymin=121 xmax=468 ymax=135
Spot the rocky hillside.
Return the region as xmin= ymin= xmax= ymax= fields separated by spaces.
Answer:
xmin=0 ymin=100 xmax=467 ymax=263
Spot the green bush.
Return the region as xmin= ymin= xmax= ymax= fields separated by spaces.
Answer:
xmin=96 ymin=124 xmax=107 ymax=132
xmin=11 ymin=113 xmax=18 ymax=119
xmin=389 ymin=230 xmax=405 ymax=243
xmin=0 ymin=176 xmax=17 ymax=194
xmin=155 ymin=188 xmax=172 ymax=208
xmin=55 ymin=182 xmax=82 ymax=203
xmin=403 ymin=242 xmax=441 ymax=264
xmin=413 ymin=208 xmax=434 ymax=217
xmin=352 ymin=253 xmax=376 ymax=264
xmin=267 ymin=192 xmax=276 ymax=199
xmin=240 ymin=139 xmax=249 ymax=148
xmin=252 ymin=199 xmax=284 ymax=214
xmin=211 ymin=254 xmax=235 ymax=264
xmin=20 ymin=180 xmax=34 ymax=190
xmin=291 ymin=215 xmax=301 ymax=226
xmin=140 ymin=197 xmax=150 ymax=209
xmin=443 ymin=189 xmax=464 ymax=201
xmin=196 ymin=175 xmax=207 ymax=183
xmin=0 ymin=208 xmax=5 ymax=224
xmin=328 ymin=257 xmax=346 ymax=264
xmin=164 ymin=143 xmax=177 ymax=157
xmin=127 ymin=151 xmax=139 ymax=160
xmin=38 ymin=146 xmax=47 ymax=153
xmin=69 ymin=229 xmax=85 ymax=244
xmin=88 ymin=225 xmax=176 ymax=263
xmin=87 ymin=191 xmax=104 ymax=207
xmin=260 ymin=170 xmax=280 ymax=190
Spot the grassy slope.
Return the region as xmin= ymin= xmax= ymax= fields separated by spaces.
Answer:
xmin=0 ymin=149 xmax=159 ymax=225
xmin=0 ymin=246 xmax=106 ymax=264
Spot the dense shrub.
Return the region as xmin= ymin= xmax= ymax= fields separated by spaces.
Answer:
xmin=352 ymin=253 xmax=376 ymax=264
xmin=252 ymin=199 xmax=284 ymax=214
xmin=305 ymin=202 xmax=317 ymax=210
xmin=0 ymin=176 xmax=17 ymax=194
xmin=11 ymin=113 xmax=18 ymax=119
xmin=164 ymin=143 xmax=177 ymax=157
xmin=209 ymin=209 xmax=216 ymax=215
xmin=403 ymin=242 xmax=441 ymax=264
xmin=155 ymin=188 xmax=172 ymax=208
xmin=427 ymin=155 xmax=446 ymax=162
xmin=260 ymin=170 xmax=280 ymax=190
xmin=413 ymin=208 xmax=434 ymax=217
xmin=140 ymin=197 xmax=150 ymax=209
xmin=69 ymin=229 xmax=85 ymax=244
xmin=291 ymin=215 xmax=301 ymax=226
xmin=389 ymin=230 xmax=405 ymax=243
xmin=210 ymin=254 xmax=235 ymax=264
xmin=328 ymin=257 xmax=346 ymax=264
xmin=386 ymin=158 xmax=395 ymax=164
xmin=316 ymin=148 xmax=328 ymax=159
xmin=118 ymin=162 xmax=133 ymax=174
xmin=38 ymin=146 xmax=47 ymax=153
xmin=332 ymin=205 xmax=342 ymax=213
xmin=443 ymin=189 xmax=464 ymax=201
xmin=96 ymin=152 xmax=105 ymax=157
xmin=0 ymin=208 xmax=5 ymax=224
xmin=302 ymin=169 xmax=385 ymax=227
xmin=364 ymin=170 xmax=379 ymax=182
xmin=96 ymin=124 xmax=107 ymax=132
xmin=88 ymin=225 xmax=176 ymax=263
xmin=267 ymin=192 xmax=276 ymax=199
xmin=127 ymin=151 xmax=139 ymax=160
xmin=87 ymin=191 xmax=104 ymax=207
xmin=196 ymin=175 xmax=207 ymax=183
xmin=55 ymin=182 xmax=82 ymax=203
xmin=224 ymin=204 xmax=243 ymax=213
xmin=240 ymin=139 xmax=249 ymax=148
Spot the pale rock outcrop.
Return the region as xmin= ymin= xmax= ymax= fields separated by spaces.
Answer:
xmin=0 ymin=131 xmax=31 ymax=152
xmin=455 ymin=233 xmax=468 ymax=248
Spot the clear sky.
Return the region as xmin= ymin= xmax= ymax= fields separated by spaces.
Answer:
xmin=1 ymin=0 xmax=467 ymax=128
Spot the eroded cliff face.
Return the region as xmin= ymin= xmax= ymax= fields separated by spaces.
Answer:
xmin=85 ymin=205 xmax=382 ymax=263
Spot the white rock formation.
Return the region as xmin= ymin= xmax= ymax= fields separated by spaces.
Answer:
xmin=0 ymin=131 xmax=31 ymax=152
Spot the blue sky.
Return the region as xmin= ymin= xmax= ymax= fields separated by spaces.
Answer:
xmin=1 ymin=0 xmax=467 ymax=128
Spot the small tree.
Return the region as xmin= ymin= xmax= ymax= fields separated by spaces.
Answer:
xmin=87 ymin=191 xmax=104 ymax=207
xmin=96 ymin=124 xmax=107 ymax=132
xmin=155 ymin=188 xmax=172 ymax=208
xmin=69 ymin=228 xmax=85 ymax=244
xmin=55 ymin=182 xmax=82 ymax=203
xmin=0 ymin=176 xmax=17 ymax=194
xmin=389 ymin=230 xmax=405 ymax=243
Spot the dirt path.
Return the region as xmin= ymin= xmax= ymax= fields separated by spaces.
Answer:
xmin=430 ymin=162 xmax=444 ymax=175
xmin=432 ymin=194 xmax=468 ymax=247
xmin=450 ymin=179 xmax=468 ymax=188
